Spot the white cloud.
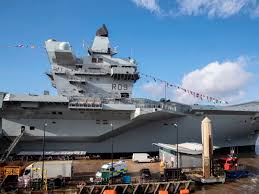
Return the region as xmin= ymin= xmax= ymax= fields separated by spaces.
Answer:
xmin=131 ymin=0 xmax=160 ymax=13
xmin=131 ymin=0 xmax=259 ymax=18
xmin=252 ymin=5 xmax=259 ymax=16
xmin=177 ymin=0 xmax=253 ymax=18
xmin=141 ymin=58 xmax=253 ymax=104
xmin=142 ymin=82 xmax=165 ymax=97
xmin=175 ymin=58 xmax=252 ymax=104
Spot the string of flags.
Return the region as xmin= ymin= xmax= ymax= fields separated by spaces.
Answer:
xmin=0 ymin=44 xmax=43 ymax=49
xmin=140 ymin=72 xmax=228 ymax=104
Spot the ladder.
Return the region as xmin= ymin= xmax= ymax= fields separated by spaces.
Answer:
xmin=0 ymin=130 xmax=25 ymax=163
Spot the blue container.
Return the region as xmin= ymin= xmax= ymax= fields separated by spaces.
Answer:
xmin=122 ymin=176 xmax=131 ymax=184
xmin=226 ymin=170 xmax=250 ymax=179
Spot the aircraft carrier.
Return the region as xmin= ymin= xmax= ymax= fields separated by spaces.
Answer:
xmin=0 ymin=25 xmax=259 ymax=159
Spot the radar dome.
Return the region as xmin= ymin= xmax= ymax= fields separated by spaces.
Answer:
xmin=46 ymin=39 xmax=56 ymax=42
xmin=130 ymin=58 xmax=136 ymax=64
xmin=59 ymin=42 xmax=70 ymax=50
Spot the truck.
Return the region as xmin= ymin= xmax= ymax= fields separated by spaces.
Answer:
xmin=18 ymin=160 xmax=73 ymax=188
xmin=0 ymin=165 xmax=26 ymax=192
xmin=1 ymin=166 xmax=24 ymax=179
xmin=132 ymin=153 xmax=155 ymax=163
xmin=95 ymin=160 xmax=127 ymax=181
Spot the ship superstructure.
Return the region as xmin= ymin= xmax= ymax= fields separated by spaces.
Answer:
xmin=45 ymin=24 xmax=138 ymax=99
xmin=0 ymin=25 xmax=259 ymax=157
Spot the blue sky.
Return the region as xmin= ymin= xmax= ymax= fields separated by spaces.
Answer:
xmin=0 ymin=0 xmax=259 ymax=104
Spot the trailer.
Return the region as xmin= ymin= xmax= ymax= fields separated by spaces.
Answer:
xmin=18 ymin=160 xmax=73 ymax=188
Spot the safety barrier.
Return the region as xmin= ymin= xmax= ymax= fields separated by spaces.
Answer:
xmin=79 ymin=180 xmax=193 ymax=194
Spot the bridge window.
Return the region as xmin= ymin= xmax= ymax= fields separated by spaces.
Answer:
xmin=92 ymin=57 xmax=97 ymax=63
xmin=30 ymin=126 xmax=35 ymax=130
xmin=121 ymin=93 xmax=129 ymax=98
xmin=79 ymin=90 xmax=85 ymax=94
xmin=98 ymin=58 xmax=103 ymax=63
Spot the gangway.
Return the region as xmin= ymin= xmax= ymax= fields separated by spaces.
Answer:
xmin=0 ymin=128 xmax=25 ymax=163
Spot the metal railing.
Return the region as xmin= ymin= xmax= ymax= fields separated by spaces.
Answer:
xmin=67 ymin=97 xmax=190 ymax=113
xmin=68 ymin=97 xmax=103 ymax=109
xmin=78 ymin=180 xmax=193 ymax=194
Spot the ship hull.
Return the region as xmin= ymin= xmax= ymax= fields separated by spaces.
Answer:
xmin=1 ymin=108 xmax=258 ymax=154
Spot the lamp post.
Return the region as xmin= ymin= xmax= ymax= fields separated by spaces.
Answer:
xmin=42 ymin=123 xmax=47 ymax=189
xmin=173 ymin=122 xmax=179 ymax=170
xmin=110 ymin=122 xmax=114 ymax=184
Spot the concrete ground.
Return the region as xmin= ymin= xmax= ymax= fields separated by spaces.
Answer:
xmin=2 ymin=153 xmax=259 ymax=193
xmin=71 ymin=153 xmax=259 ymax=193
xmin=72 ymin=159 xmax=159 ymax=179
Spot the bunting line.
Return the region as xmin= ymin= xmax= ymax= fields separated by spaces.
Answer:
xmin=0 ymin=44 xmax=43 ymax=49
xmin=139 ymin=72 xmax=228 ymax=104
xmin=0 ymin=42 xmax=229 ymax=104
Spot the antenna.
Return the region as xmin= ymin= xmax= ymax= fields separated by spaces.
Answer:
xmin=82 ymin=39 xmax=90 ymax=55
xmin=82 ymin=40 xmax=86 ymax=50
xmin=114 ymin=45 xmax=119 ymax=53
xmin=164 ymin=81 xmax=167 ymax=100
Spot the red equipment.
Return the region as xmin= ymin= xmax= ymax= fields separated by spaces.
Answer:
xmin=220 ymin=156 xmax=238 ymax=171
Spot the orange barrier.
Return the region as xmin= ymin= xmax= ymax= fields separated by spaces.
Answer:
xmin=180 ymin=189 xmax=190 ymax=194
xmin=159 ymin=191 xmax=169 ymax=194
xmin=104 ymin=190 xmax=117 ymax=194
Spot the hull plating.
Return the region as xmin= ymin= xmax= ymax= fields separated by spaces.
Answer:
xmin=2 ymin=112 xmax=258 ymax=153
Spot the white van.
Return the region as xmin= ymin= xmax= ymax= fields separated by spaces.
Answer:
xmin=132 ymin=153 xmax=155 ymax=163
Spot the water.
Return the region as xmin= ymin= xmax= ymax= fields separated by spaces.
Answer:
xmin=195 ymin=154 xmax=259 ymax=194
xmin=195 ymin=176 xmax=259 ymax=194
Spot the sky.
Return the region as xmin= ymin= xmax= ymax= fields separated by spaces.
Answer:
xmin=0 ymin=0 xmax=259 ymax=105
